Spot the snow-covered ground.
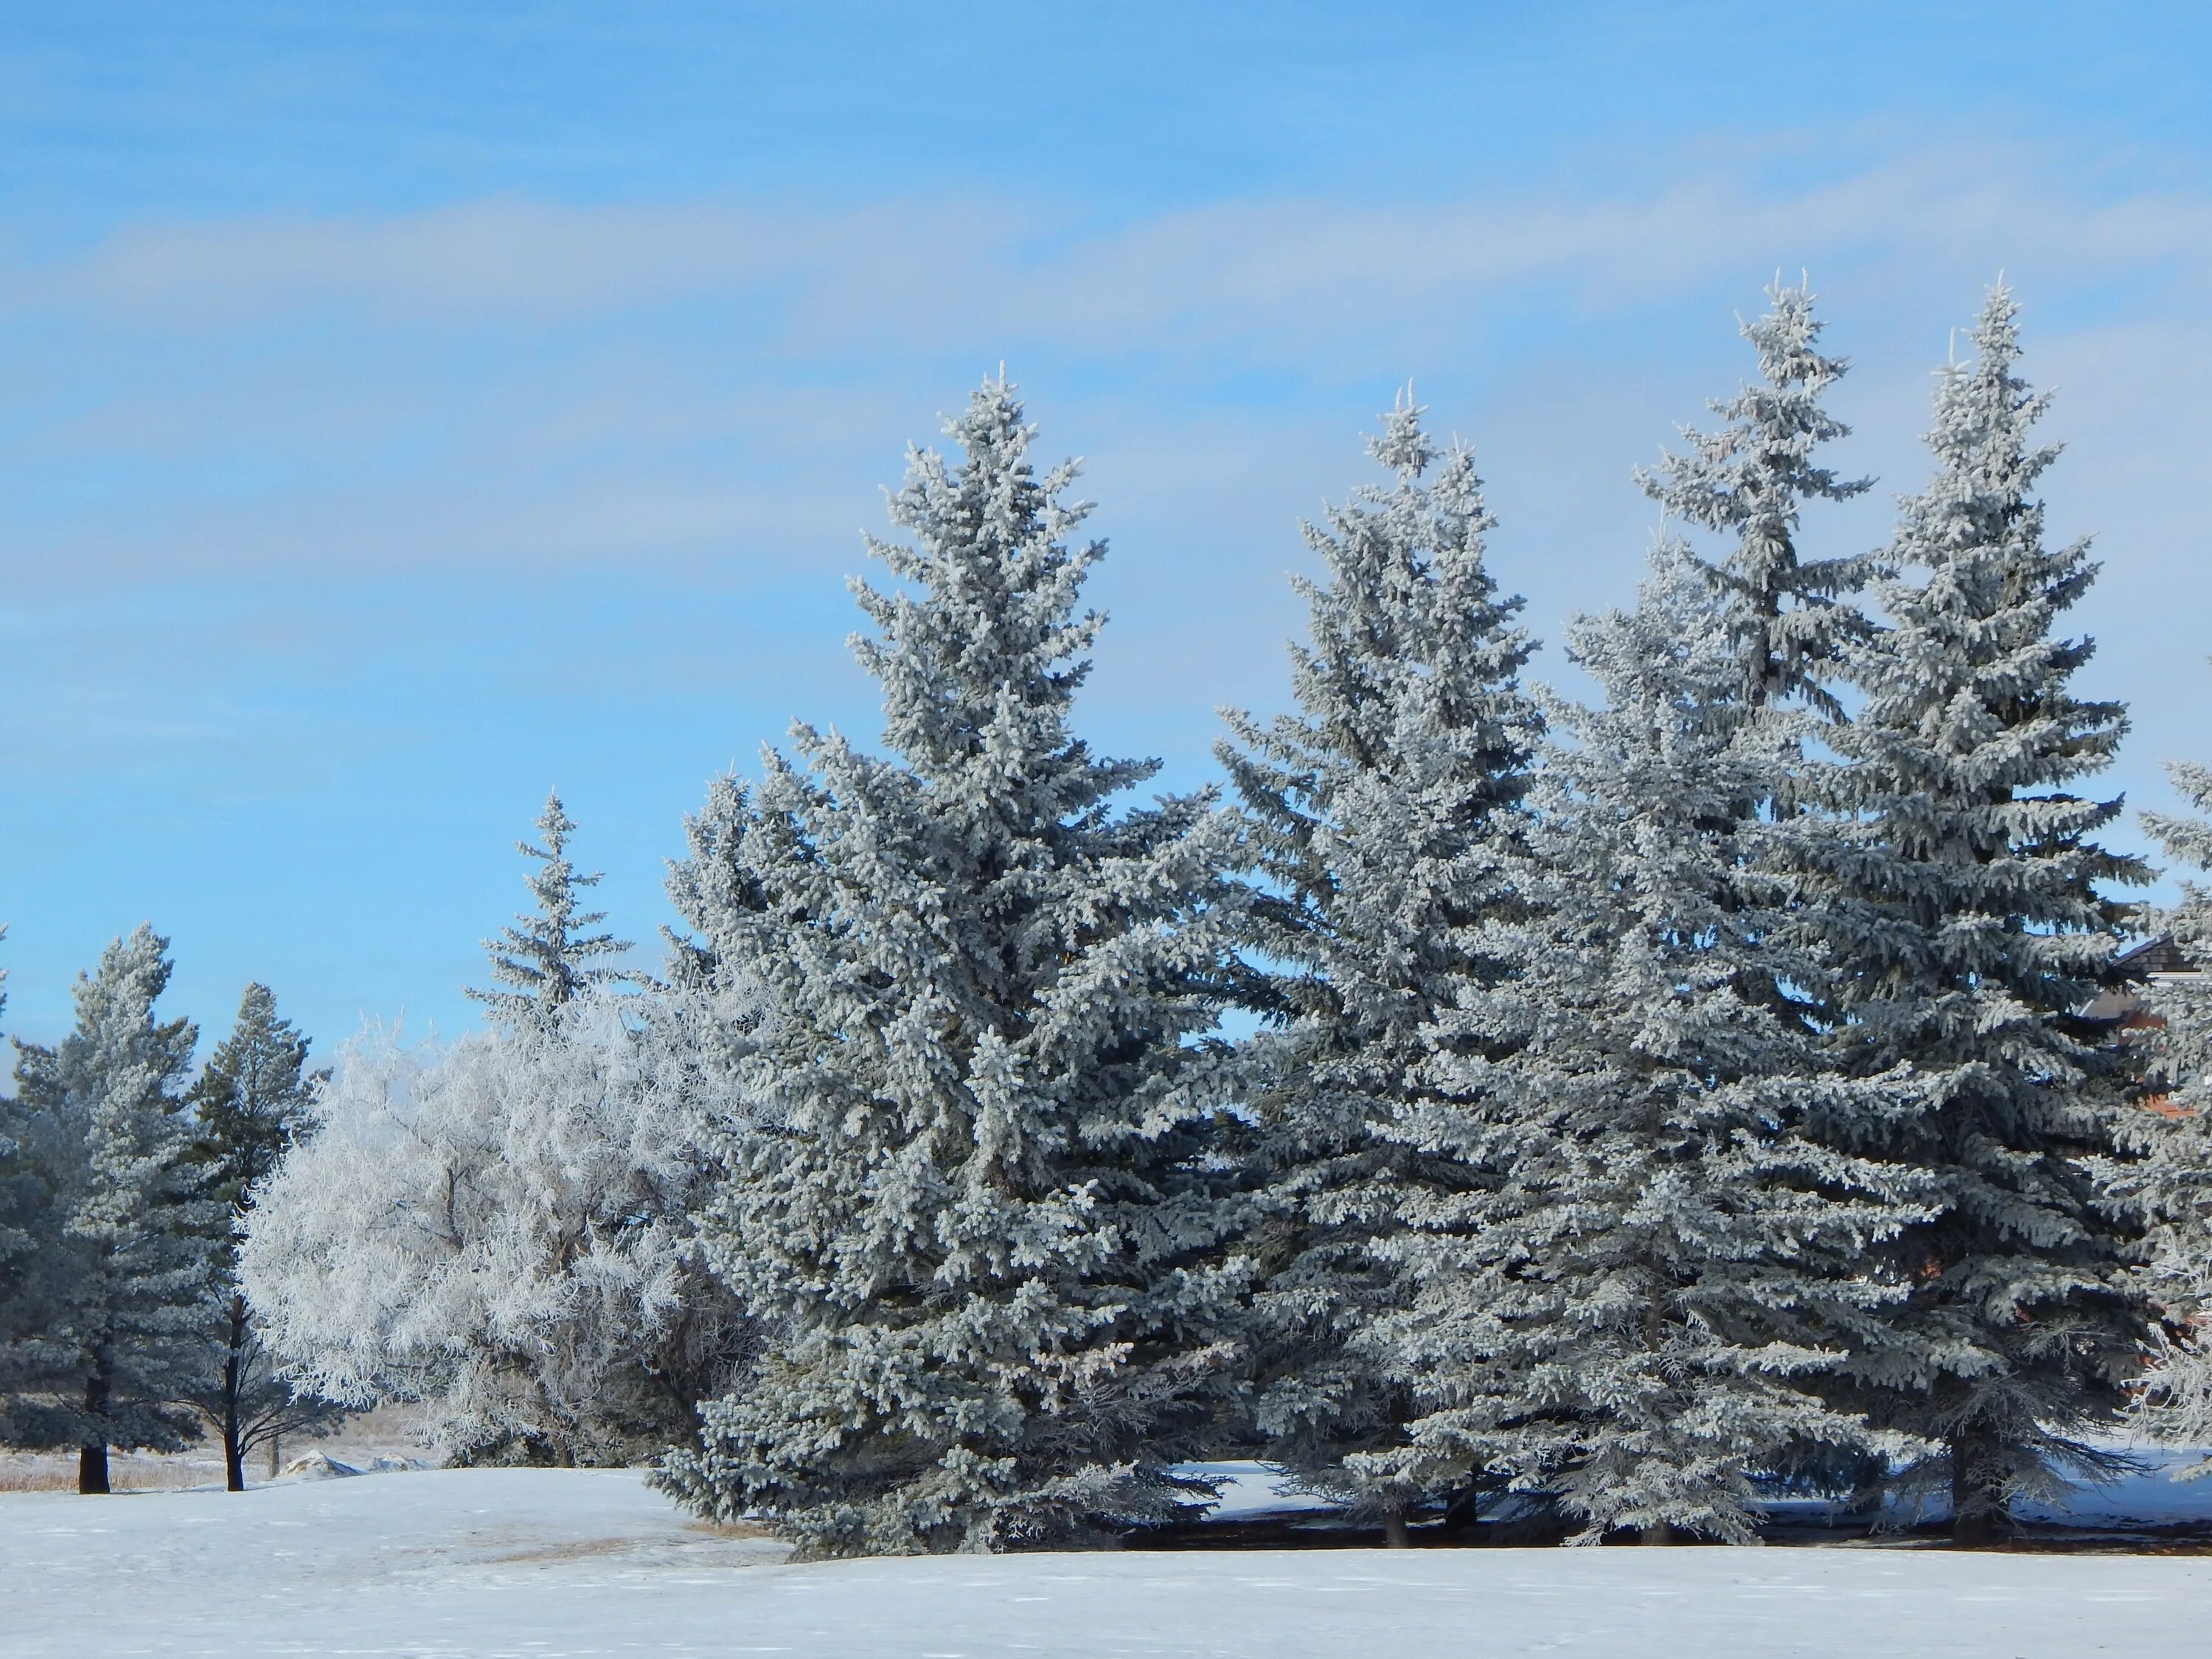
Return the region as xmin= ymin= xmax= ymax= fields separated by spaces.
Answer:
xmin=6 ymin=1467 xmax=2212 ymax=1658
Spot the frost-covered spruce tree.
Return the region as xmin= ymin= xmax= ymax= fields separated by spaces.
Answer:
xmin=658 ymin=378 xmax=1248 ymax=1557
xmin=2110 ymin=720 xmax=2212 ymax=1466
xmin=467 ymin=790 xmax=639 ymax=1023
xmin=1214 ymin=394 xmax=1540 ymax=1538
xmin=9 ymin=926 xmax=215 ymax=1492
xmin=181 ymin=984 xmax=342 ymax=1489
xmin=1361 ymin=552 xmax=1919 ymax=1544
xmin=1815 ymin=288 xmax=2153 ymax=1543
xmin=0 ymin=943 xmax=84 ymax=1453
xmin=1638 ymin=278 xmax=1873 ymax=721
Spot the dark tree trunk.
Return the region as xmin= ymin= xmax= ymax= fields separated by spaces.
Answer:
xmin=222 ymin=1295 xmax=248 ymax=1492
xmin=1638 ymin=1523 xmax=1676 ymax=1545
xmin=1950 ymin=1422 xmax=2007 ymax=1547
xmin=1382 ymin=1509 xmax=1409 ymax=1549
xmin=79 ymin=1368 xmax=111 ymax=1494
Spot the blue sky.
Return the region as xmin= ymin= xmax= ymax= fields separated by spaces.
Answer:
xmin=5 ymin=2 xmax=2212 ymax=1051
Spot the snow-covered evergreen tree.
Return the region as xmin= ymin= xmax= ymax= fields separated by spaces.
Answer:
xmin=657 ymin=378 xmax=1249 ymax=1557
xmin=1812 ymin=288 xmax=2154 ymax=1542
xmin=1638 ymin=278 xmax=1873 ymax=722
xmin=181 ymin=984 xmax=342 ymax=1489
xmin=2112 ymin=725 xmax=2212 ymax=1467
xmin=467 ymin=791 xmax=639 ymax=1023
xmin=1214 ymin=394 xmax=1540 ymax=1538
xmin=1637 ymin=280 xmax=1879 ymax=1078
xmin=8 ymin=926 xmax=215 ymax=1492
xmin=1359 ymin=551 xmax=1919 ymax=1543
xmin=242 ymin=988 xmax=754 ymax=1467
xmin=0 ymin=944 xmax=84 ymax=1454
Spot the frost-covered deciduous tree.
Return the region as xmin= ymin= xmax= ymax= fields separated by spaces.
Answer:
xmin=241 ymin=989 xmax=754 ymax=1467
xmin=1638 ymin=279 xmax=1874 ymax=722
xmin=1362 ymin=553 xmax=1920 ymax=1544
xmin=467 ymin=791 xmax=640 ymax=1024
xmin=1214 ymin=394 xmax=1541 ymax=1539
xmin=7 ymin=926 xmax=213 ymax=1492
xmin=181 ymin=984 xmax=344 ymax=1489
xmin=1813 ymin=288 xmax=2154 ymax=1543
xmin=2112 ymin=723 xmax=2212 ymax=1468
xmin=657 ymin=378 xmax=1249 ymax=1557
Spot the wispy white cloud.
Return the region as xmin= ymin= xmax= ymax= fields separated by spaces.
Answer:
xmin=18 ymin=147 xmax=2212 ymax=349
xmin=5 ymin=140 xmax=2208 ymax=625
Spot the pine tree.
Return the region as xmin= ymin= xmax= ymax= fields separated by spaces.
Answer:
xmin=467 ymin=791 xmax=639 ymax=1023
xmin=1637 ymin=278 xmax=1874 ymax=721
xmin=181 ymin=984 xmax=341 ymax=1489
xmin=656 ymin=377 xmax=1250 ymax=1557
xmin=2111 ymin=727 xmax=2212 ymax=1463
xmin=1214 ymin=394 xmax=1541 ymax=1539
xmin=9 ymin=926 xmax=215 ymax=1492
xmin=1813 ymin=288 xmax=2154 ymax=1543
xmin=1360 ymin=552 xmax=1919 ymax=1543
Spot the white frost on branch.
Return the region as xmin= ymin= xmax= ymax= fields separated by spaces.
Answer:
xmin=239 ymin=987 xmax=762 ymax=1465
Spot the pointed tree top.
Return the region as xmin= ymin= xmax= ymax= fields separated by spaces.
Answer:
xmin=467 ymin=792 xmax=637 ymax=1023
xmin=189 ymin=981 xmax=315 ymax=1214
xmin=1368 ymin=386 xmax=1437 ymax=481
xmin=1740 ymin=276 xmax=1851 ymax=398
xmin=530 ymin=789 xmax=577 ymax=858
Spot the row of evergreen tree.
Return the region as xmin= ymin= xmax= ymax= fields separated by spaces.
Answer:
xmin=7 ymin=279 xmax=2208 ymax=1550
xmin=0 ymin=941 xmax=339 ymax=1491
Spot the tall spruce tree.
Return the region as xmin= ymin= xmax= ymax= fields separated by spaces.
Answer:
xmin=9 ymin=926 xmax=214 ymax=1492
xmin=0 ymin=941 xmax=86 ymax=1453
xmin=1813 ymin=288 xmax=2153 ymax=1542
xmin=468 ymin=791 xmax=638 ymax=1023
xmin=182 ymin=984 xmax=341 ymax=1488
xmin=1363 ymin=552 xmax=1919 ymax=1543
xmin=2109 ymin=726 xmax=2212 ymax=1460
xmin=1635 ymin=281 xmax=1878 ymax=1072
xmin=1215 ymin=394 xmax=1541 ymax=1539
xmin=656 ymin=378 xmax=1249 ymax=1557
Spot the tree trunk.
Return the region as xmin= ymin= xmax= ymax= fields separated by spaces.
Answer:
xmin=223 ymin=1296 xmax=248 ymax=1492
xmin=78 ymin=1368 xmax=111 ymax=1494
xmin=1382 ymin=1509 xmax=1410 ymax=1549
xmin=1638 ymin=1523 xmax=1675 ymax=1545
xmin=1950 ymin=1422 xmax=2006 ymax=1548
xmin=268 ymin=1433 xmax=282 ymax=1481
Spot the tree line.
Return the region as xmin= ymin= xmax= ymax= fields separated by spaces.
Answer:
xmin=4 ymin=280 xmax=2209 ymax=1551
xmin=0 ymin=947 xmax=341 ymax=1491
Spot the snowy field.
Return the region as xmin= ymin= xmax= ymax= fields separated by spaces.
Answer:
xmin=7 ymin=1468 xmax=2212 ymax=1658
